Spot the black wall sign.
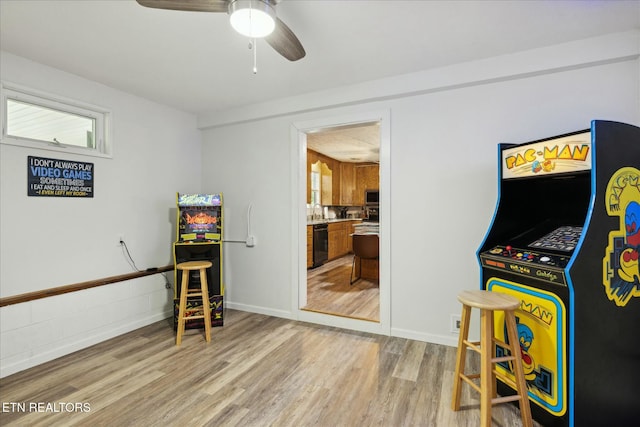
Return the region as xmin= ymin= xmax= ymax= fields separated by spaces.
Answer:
xmin=27 ymin=155 xmax=94 ymax=198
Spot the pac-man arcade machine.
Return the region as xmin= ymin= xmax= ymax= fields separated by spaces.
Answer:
xmin=478 ymin=121 xmax=639 ymax=427
xmin=173 ymin=193 xmax=224 ymax=328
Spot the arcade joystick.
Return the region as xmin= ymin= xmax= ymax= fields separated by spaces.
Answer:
xmin=506 ymin=245 xmax=513 ymax=256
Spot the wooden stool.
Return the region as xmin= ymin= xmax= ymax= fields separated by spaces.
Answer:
xmin=175 ymin=260 xmax=213 ymax=346
xmin=451 ymin=290 xmax=532 ymax=427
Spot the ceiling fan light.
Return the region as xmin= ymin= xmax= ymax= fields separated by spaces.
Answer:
xmin=229 ymin=0 xmax=276 ymax=38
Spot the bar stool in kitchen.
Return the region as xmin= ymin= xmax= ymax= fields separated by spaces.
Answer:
xmin=451 ymin=289 xmax=532 ymax=427
xmin=175 ymin=260 xmax=212 ymax=346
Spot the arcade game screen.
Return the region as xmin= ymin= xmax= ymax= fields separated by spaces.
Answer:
xmin=528 ymin=226 xmax=583 ymax=252
xmin=180 ymin=207 xmax=220 ymax=240
xmin=497 ymin=220 xmax=585 ymax=259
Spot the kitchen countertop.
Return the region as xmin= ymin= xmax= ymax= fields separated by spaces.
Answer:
xmin=307 ymin=218 xmax=364 ymax=226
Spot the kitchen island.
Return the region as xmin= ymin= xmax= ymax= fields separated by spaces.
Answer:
xmin=351 ymin=222 xmax=379 ymax=282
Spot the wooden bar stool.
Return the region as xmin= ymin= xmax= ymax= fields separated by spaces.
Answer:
xmin=451 ymin=289 xmax=532 ymax=427
xmin=175 ymin=260 xmax=213 ymax=346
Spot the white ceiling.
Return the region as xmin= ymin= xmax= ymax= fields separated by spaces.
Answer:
xmin=1 ymin=1 xmax=638 ymax=162
xmin=307 ymin=121 xmax=380 ymax=163
xmin=2 ymin=0 xmax=638 ymax=117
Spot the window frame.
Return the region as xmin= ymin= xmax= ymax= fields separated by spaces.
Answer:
xmin=1 ymin=82 xmax=112 ymax=158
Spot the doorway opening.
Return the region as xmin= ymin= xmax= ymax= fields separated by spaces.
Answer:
xmin=292 ymin=110 xmax=390 ymax=335
xmin=304 ymin=122 xmax=380 ymax=321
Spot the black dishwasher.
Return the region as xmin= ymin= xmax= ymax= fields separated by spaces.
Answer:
xmin=312 ymin=223 xmax=328 ymax=267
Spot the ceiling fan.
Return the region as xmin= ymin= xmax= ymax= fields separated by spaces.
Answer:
xmin=136 ymin=0 xmax=305 ymax=61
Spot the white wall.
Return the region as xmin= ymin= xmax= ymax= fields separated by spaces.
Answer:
xmin=200 ymin=31 xmax=639 ymax=345
xmin=0 ymin=52 xmax=202 ymax=377
xmin=1 ymin=30 xmax=637 ymax=378
xmin=205 ymin=119 xmax=295 ymax=317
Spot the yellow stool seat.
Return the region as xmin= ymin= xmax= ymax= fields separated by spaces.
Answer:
xmin=451 ymin=290 xmax=532 ymax=427
xmin=175 ymin=260 xmax=213 ymax=346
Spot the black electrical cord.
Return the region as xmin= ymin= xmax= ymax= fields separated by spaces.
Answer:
xmin=119 ymin=239 xmax=141 ymax=272
xmin=161 ymin=272 xmax=173 ymax=289
xmin=120 ymin=239 xmax=172 ymax=289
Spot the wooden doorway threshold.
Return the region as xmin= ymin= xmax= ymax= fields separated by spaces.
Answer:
xmin=301 ymin=307 xmax=379 ymax=323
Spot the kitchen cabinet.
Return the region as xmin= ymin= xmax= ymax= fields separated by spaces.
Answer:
xmin=307 ymin=225 xmax=313 ymax=268
xmin=308 ymin=149 xmax=378 ymax=207
xmin=332 ymin=165 xmax=342 ymax=205
xmin=326 ymin=220 xmax=362 ymax=260
xmin=308 ymin=220 xmax=363 ymax=266
xmin=354 ymin=164 xmax=379 ymax=205
xmin=327 ymin=222 xmax=347 ymax=260
xmin=339 ymin=163 xmax=356 ymax=205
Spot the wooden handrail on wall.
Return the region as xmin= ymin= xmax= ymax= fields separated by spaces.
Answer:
xmin=0 ymin=265 xmax=174 ymax=307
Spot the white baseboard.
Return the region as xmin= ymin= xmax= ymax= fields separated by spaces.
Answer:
xmin=226 ymin=302 xmax=459 ymax=347
xmin=391 ymin=327 xmax=458 ymax=347
xmin=225 ymin=301 xmax=295 ymax=320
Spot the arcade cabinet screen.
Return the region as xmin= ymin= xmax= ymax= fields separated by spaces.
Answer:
xmin=182 ymin=208 xmax=219 ymax=236
xmin=528 ymin=225 xmax=583 ymax=252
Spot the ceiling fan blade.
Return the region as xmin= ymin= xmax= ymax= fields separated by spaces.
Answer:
xmin=136 ymin=0 xmax=228 ymax=13
xmin=265 ymin=17 xmax=305 ymax=61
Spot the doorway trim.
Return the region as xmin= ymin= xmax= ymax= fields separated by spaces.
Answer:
xmin=290 ymin=109 xmax=391 ymax=335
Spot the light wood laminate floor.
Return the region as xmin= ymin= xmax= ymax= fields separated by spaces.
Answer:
xmin=0 ymin=309 xmax=540 ymax=426
xmin=305 ymin=255 xmax=379 ymax=322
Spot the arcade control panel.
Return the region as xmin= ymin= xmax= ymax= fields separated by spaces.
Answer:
xmin=480 ymin=245 xmax=570 ymax=286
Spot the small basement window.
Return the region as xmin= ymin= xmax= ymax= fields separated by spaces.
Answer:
xmin=1 ymin=83 xmax=111 ymax=157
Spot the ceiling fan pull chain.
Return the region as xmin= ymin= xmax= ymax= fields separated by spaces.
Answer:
xmin=253 ymin=37 xmax=258 ymax=74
